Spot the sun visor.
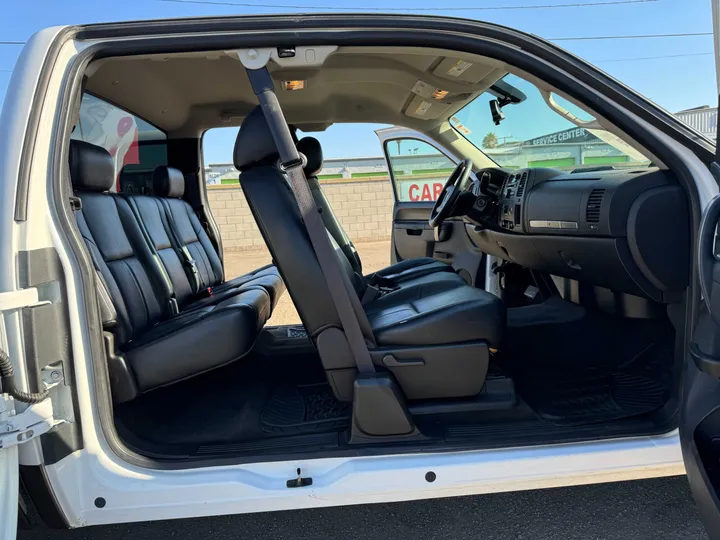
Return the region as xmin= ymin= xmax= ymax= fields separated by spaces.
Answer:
xmin=432 ymin=57 xmax=498 ymax=84
xmin=404 ymin=94 xmax=452 ymax=120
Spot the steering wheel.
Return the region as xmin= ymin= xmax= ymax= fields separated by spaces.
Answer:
xmin=429 ymin=159 xmax=473 ymax=228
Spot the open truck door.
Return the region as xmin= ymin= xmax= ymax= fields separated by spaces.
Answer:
xmin=679 ymin=3 xmax=720 ymax=538
xmin=375 ymin=126 xmax=486 ymax=287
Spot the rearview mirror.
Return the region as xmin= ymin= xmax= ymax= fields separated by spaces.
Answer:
xmin=489 ymin=99 xmax=505 ymax=125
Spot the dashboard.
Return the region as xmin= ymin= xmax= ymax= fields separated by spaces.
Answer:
xmin=464 ymin=167 xmax=690 ymax=303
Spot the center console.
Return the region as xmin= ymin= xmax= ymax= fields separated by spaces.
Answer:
xmin=497 ymin=170 xmax=529 ymax=231
xmin=466 ymin=166 xmax=690 ymax=302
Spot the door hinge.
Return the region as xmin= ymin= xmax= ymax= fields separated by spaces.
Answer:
xmin=0 ymin=394 xmax=59 ymax=449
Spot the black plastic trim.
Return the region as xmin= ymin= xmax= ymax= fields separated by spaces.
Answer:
xmin=46 ymin=17 xmax=701 ymax=470
xmin=19 ymin=248 xmax=83 ymax=464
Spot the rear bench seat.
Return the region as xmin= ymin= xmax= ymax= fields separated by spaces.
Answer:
xmin=150 ymin=166 xmax=284 ymax=310
xmin=69 ymin=140 xmax=273 ymax=402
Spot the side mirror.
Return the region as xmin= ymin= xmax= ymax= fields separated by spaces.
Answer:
xmin=489 ymin=99 xmax=505 ymax=125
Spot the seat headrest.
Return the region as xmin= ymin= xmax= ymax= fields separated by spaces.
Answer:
xmin=69 ymin=140 xmax=115 ymax=192
xmin=153 ymin=166 xmax=185 ymax=198
xmin=296 ymin=137 xmax=323 ymax=177
xmin=233 ymin=106 xmax=280 ymax=171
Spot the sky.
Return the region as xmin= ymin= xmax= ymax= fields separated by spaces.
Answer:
xmin=0 ymin=0 xmax=715 ymax=163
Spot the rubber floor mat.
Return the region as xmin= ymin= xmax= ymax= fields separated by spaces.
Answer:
xmin=499 ymin=300 xmax=676 ymax=426
xmin=519 ymin=370 xmax=669 ymax=425
xmin=503 ymin=342 xmax=673 ymax=426
xmin=261 ymin=383 xmax=351 ymax=434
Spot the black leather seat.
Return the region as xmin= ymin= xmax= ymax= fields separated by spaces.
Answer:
xmin=136 ymin=166 xmax=285 ymax=310
xmin=296 ymin=136 xmax=452 ymax=286
xmin=237 ymin=107 xmax=505 ymax=401
xmin=70 ymin=140 xmax=271 ymax=402
xmin=363 ymin=273 xmax=504 ymax=347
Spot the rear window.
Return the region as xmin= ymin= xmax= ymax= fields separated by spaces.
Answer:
xmin=71 ymin=93 xmax=168 ymax=192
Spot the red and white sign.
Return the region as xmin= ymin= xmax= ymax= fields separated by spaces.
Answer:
xmin=397 ymin=177 xmax=446 ymax=202
xmin=76 ymin=98 xmax=139 ymax=191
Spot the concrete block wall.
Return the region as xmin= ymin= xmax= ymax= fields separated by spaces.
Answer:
xmin=207 ymin=177 xmax=395 ymax=251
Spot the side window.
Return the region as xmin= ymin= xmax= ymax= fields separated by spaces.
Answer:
xmin=385 ymin=139 xmax=456 ymax=202
xmin=202 ymin=127 xmax=241 ymax=185
xmin=71 ymin=93 xmax=167 ymax=192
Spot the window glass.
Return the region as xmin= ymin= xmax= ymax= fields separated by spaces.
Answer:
xmin=449 ymin=74 xmax=650 ymax=171
xmin=385 ymin=139 xmax=455 ymax=202
xmin=202 ymin=127 xmax=241 ymax=185
xmin=71 ymin=93 xmax=167 ymax=192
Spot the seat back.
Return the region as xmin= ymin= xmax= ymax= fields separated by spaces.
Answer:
xmin=122 ymin=192 xmax=197 ymax=308
xmin=235 ymin=108 xmax=372 ymax=346
xmin=70 ymin=140 xmax=173 ymax=343
xmin=153 ymin=166 xmax=226 ymax=291
xmin=297 ymin=137 xmax=363 ymax=275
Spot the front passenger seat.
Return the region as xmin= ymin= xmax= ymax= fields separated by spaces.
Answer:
xmin=237 ymin=107 xmax=505 ymax=402
xmin=296 ymin=136 xmax=453 ymax=288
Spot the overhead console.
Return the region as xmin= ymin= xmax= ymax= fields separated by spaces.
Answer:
xmin=466 ymin=168 xmax=690 ymax=302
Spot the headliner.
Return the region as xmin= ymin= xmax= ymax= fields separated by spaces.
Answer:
xmin=85 ymin=46 xmax=508 ymax=137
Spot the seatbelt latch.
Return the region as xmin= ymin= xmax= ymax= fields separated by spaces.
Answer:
xmin=180 ymin=246 xmax=201 ymax=293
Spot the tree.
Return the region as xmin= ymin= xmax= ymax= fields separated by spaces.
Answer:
xmin=482 ymin=132 xmax=498 ymax=149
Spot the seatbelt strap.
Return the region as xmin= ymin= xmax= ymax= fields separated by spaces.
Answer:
xmin=246 ymin=67 xmax=375 ymax=374
xmin=160 ymin=199 xmax=202 ymax=294
xmin=284 ymin=164 xmax=376 ymax=373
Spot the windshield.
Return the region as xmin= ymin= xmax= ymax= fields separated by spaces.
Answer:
xmin=449 ymin=74 xmax=650 ymax=171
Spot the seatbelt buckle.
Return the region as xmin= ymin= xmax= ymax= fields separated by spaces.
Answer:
xmin=180 ymin=246 xmax=201 ymax=293
xmin=367 ymin=273 xmax=396 ymax=289
xmin=361 ymin=282 xmax=398 ymax=304
xmin=181 ymin=248 xmax=198 ymax=272
xmin=186 ymin=258 xmax=200 ymax=279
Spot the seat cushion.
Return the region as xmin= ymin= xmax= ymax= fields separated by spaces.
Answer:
xmin=212 ymin=264 xmax=285 ymax=309
xmin=124 ymin=288 xmax=271 ymax=392
xmin=364 ymin=276 xmax=505 ymax=347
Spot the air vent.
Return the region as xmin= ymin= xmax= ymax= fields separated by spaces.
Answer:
xmin=517 ymin=171 xmax=528 ymax=197
xmin=586 ymin=189 xmax=605 ymax=223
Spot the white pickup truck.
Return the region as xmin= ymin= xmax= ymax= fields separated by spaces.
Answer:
xmin=2 ymin=11 xmax=720 ymax=539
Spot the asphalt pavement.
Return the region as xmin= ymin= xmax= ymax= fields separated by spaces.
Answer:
xmin=19 ymin=476 xmax=707 ymax=540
